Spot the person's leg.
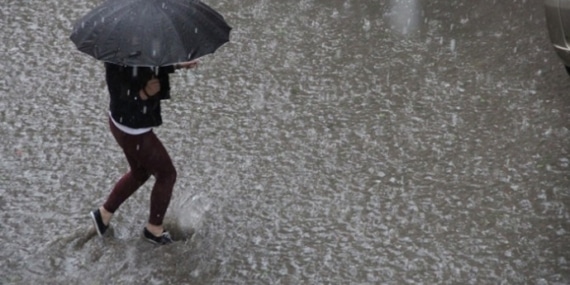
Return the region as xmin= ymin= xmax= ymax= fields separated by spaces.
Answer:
xmin=101 ymin=119 xmax=152 ymax=224
xmin=134 ymin=132 xmax=177 ymax=235
xmin=103 ymin=152 xmax=151 ymax=213
xmin=101 ymin=118 xmax=177 ymax=236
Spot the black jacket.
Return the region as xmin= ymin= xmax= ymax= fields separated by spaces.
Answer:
xmin=105 ymin=63 xmax=175 ymax=129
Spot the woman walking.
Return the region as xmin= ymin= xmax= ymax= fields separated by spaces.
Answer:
xmin=90 ymin=60 xmax=198 ymax=245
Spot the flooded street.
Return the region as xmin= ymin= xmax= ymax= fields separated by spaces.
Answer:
xmin=2 ymin=0 xmax=570 ymax=283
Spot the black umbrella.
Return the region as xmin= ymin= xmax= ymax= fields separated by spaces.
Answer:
xmin=70 ymin=0 xmax=231 ymax=67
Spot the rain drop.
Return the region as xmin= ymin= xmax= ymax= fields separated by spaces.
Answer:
xmin=362 ymin=19 xmax=371 ymax=32
xmin=331 ymin=9 xmax=339 ymax=18
xmin=119 ymin=117 xmax=123 ymax=123
xmin=195 ymin=27 xmax=198 ymax=33
xmin=132 ymin=67 xmax=138 ymax=77
xmin=142 ymin=106 xmax=147 ymax=114
xmin=81 ymin=22 xmax=85 ymax=29
xmin=136 ymin=144 xmax=140 ymax=151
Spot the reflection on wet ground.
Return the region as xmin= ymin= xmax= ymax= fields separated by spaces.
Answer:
xmin=1 ymin=0 xmax=570 ymax=284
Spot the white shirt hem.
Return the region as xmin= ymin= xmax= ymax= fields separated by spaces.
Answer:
xmin=109 ymin=112 xmax=152 ymax=135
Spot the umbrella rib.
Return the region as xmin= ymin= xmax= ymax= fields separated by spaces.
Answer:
xmin=77 ymin=0 xmax=140 ymax=61
xmin=94 ymin=9 xmax=133 ymax=57
xmin=165 ymin=0 xmax=231 ymax=56
xmin=150 ymin=1 xmax=189 ymax=65
xmin=72 ymin=0 xmax=230 ymax=66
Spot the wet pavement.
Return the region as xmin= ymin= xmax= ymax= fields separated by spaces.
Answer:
xmin=1 ymin=0 xmax=570 ymax=284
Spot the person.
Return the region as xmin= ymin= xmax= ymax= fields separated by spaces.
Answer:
xmin=90 ymin=60 xmax=199 ymax=245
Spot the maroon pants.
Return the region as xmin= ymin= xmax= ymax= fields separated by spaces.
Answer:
xmin=103 ymin=118 xmax=176 ymax=226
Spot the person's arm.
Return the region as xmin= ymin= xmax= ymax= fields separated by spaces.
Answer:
xmin=174 ymin=59 xmax=200 ymax=70
xmin=138 ymin=60 xmax=200 ymax=101
xmin=135 ymin=67 xmax=160 ymax=101
xmin=139 ymin=77 xmax=160 ymax=100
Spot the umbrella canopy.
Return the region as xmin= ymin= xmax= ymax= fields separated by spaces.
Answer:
xmin=70 ymin=0 xmax=231 ymax=67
